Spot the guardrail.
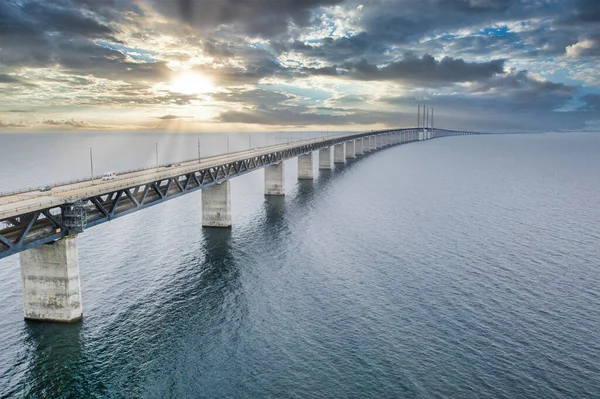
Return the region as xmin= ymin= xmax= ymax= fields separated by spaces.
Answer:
xmin=0 ymin=135 xmax=319 ymax=198
xmin=0 ymin=135 xmax=336 ymax=217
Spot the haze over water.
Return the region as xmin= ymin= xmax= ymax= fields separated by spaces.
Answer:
xmin=1 ymin=132 xmax=599 ymax=398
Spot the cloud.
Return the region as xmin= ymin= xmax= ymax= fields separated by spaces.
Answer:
xmin=217 ymin=105 xmax=401 ymax=126
xmin=211 ymin=89 xmax=294 ymax=107
xmin=565 ymin=34 xmax=600 ymax=58
xmin=579 ymin=94 xmax=600 ymax=111
xmin=0 ymin=74 xmax=37 ymax=87
xmin=0 ymin=120 xmax=28 ymax=128
xmin=149 ymin=0 xmax=344 ymax=38
xmin=42 ymin=118 xmax=103 ymax=128
xmin=156 ymin=114 xmax=194 ymax=120
xmin=303 ymin=54 xmax=505 ymax=85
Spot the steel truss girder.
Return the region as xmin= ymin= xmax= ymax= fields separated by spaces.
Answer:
xmin=0 ymin=127 xmax=478 ymax=259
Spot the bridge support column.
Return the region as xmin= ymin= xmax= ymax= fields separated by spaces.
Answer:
xmin=319 ymin=147 xmax=332 ymax=170
xmin=374 ymin=135 xmax=381 ymax=149
xmin=355 ymin=139 xmax=364 ymax=155
xmin=334 ymin=143 xmax=345 ymax=164
xmin=20 ymin=236 xmax=83 ymax=323
xmin=265 ymin=163 xmax=285 ymax=195
xmin=202 ymin=181 xmax=232 ymax=228
xmin=345 ymin=140 xmax=356 ymax=158
xmin=298 ymin=153 xmax=313 ymax=180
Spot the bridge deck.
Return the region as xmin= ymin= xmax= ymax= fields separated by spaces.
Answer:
xmin=0 ymin=135 xmax=340 ymax=220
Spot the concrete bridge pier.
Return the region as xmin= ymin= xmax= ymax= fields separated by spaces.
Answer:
xmin=319 ymin=147 xmax=332 ymax=170
xmin=345 ymin=140 xmax=356 ymax=158
xmin=20 ymin=235 xmax=83 ymax=323
xmin=369 ymin=136 xmax=376 ymax=150
xmin=363 ymin=137 xmax=370 ymax=152
xmin=355 ymin=139 xmax=364 ymax=155
xmin=376 ymin=135 xmax=382 ymax=149
xmin=202 ymin=180 xmax=232 ymax=228
xmin=334 ymin=143 xmax=345 ymax=163
xmin=298 ymin=153 xmax=314 ymax=180
xmin=265 ymin=162 xmax=285 ymax=195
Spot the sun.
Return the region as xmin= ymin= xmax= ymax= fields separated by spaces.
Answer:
xmin=169 ymin=71 xmax=214 ymax=95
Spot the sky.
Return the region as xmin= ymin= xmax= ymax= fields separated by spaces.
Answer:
xmin=0 ymin=0 xmax=598 ymax=132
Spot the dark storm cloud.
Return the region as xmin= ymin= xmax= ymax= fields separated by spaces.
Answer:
xmin=0 ymin=74 xmax=37 ymax=87
xmin=57 ymin=41 xmax=171 ymax=82
xmin=212 ymin=89 xmax=294 ymax=107
xmin=279 ymin=33 xmax=390 ymax=64
xmin=560 ymin=0 xmax=600 ymax=23
xmin=150 ymin=0 xmax=344 ymax=37
xmin=579 ymin=94 xmax=600 ymax=111
xmin=350 ymin=0 xmax=527 ymax=46
xmin=0 ymin=0 xmax=135 ymax=67
xmin=383 ymin=70 xmax=575 ymax=112
xmin=303 ymin=54 xmax=505 ymax=84
xmin=377 ymin=68 xmax=587 ymax=131
xmin=0 ymin=0 xmax=162 ymax=85
xmin=218 ymin=105 xmax=402 ymax=126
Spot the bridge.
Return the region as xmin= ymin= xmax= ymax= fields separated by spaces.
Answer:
xmin=0 ymin=127 xmax=476 ymax=322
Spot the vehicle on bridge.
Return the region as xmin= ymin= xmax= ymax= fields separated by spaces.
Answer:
xmin=38 ymin=185 xmax=52 ymax=192
xmin=101 ymin=171 xmax=117 ymax=181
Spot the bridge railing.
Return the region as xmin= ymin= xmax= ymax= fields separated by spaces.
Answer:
xmin=0 ymin=135 xmax=332 ymax=200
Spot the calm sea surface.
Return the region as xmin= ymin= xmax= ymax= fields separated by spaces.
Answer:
xmin=0 ymin=132 xmax=599 ymax=398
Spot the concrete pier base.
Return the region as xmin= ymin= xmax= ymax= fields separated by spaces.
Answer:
xmin=345 ymin=140 xmax=356 ymax=158
xmin=334 ymin=143 xmax=345 ymax=163
xmin=202 ymin=180 xmax=232 ymax=227
xmin=355 ymin=139 xmax=363 ymax=155
xmin=362 ymin=138 xmax=369 ymax=152
xmin=265 ymin=162 xmax=285 ymax=195
xmin=319 ymin=147 xmax=332 ymax=170
xmin=20 ymin=236 xmax=83 ymax=323
xmin=298 ymin=153 xmax=313 ymax=180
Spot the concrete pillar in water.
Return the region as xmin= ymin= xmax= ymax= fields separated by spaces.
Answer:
xmin=264 ymin=162 xmax=285 ymax=195
xmin=20 ymin=236 xmax=83 ymax=323
xmin=345 ymin=140 xmax=356 ymax=158
xmin=363 ymin=137 xmax=371 ymax=152
xmin=298 ymin=153 xmax=313 ymax=180
xmin=355 ymin=138 xmax=364 ymax=155
xmin=202 ymin=180 xmax=232 ymax=227
xmin=319 ymin=147 xmax=332 ymax=170
xmin=334 ymin=143 xmax=345 ymax=164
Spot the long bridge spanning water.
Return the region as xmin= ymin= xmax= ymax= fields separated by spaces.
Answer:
xmin=1 ymin=127 xmax=476 ymax=322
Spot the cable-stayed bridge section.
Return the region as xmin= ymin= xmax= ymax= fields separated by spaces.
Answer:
xmin=0 ymin=127 xmax=476 ymax=322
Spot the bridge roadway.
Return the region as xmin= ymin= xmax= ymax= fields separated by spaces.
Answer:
xmin=0 ymin=134 xmax=341 ymax=218
xmin=0 ymin=126 xmax=476 ymax=322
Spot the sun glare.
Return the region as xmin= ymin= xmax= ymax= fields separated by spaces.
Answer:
xmin=169 ymin=71 xmax=214 ymax=95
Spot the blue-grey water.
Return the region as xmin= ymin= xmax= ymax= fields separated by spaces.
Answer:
xmin=0 ymin=132 xmax=599 ymax=398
